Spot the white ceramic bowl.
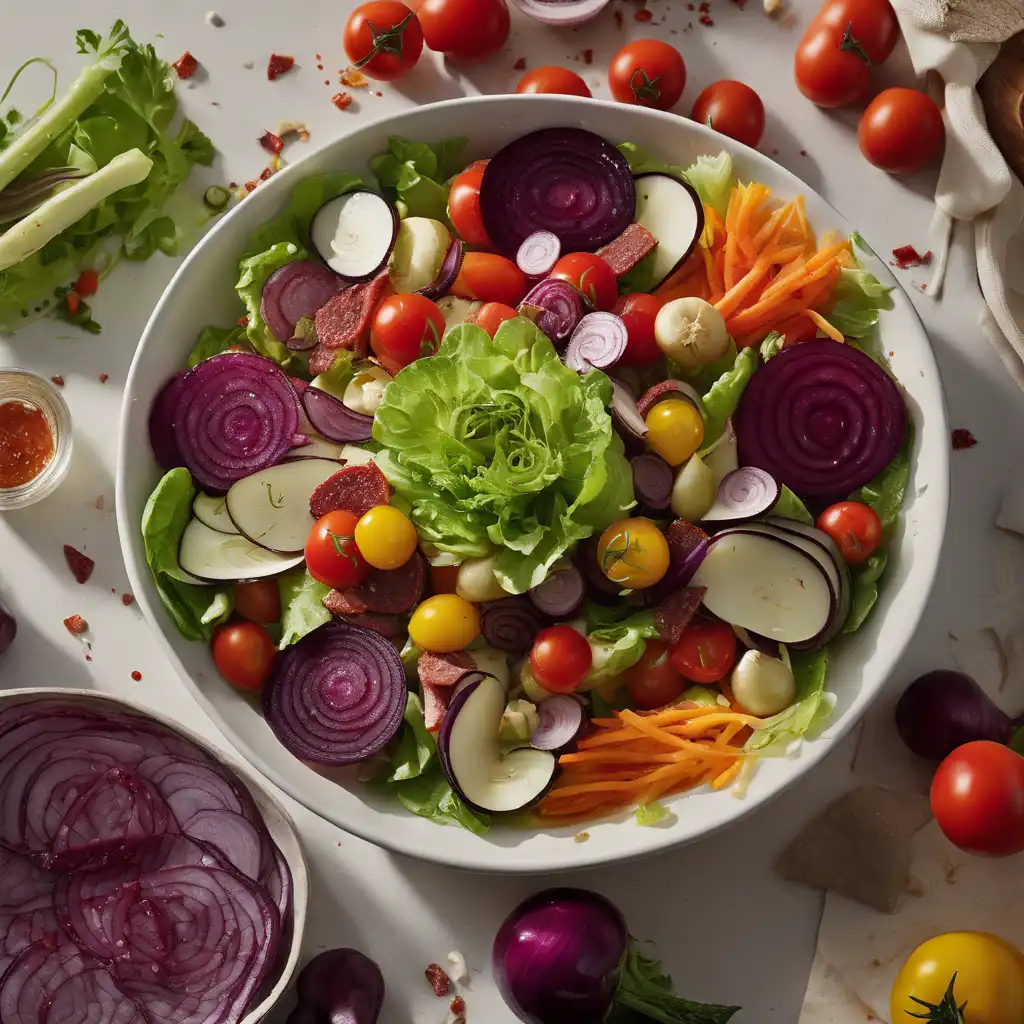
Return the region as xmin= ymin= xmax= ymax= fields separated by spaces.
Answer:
xmin=0 ymin=688 xmax=308 ymax=1022
xmin=116 ymin=96 xmax=949 ymax=873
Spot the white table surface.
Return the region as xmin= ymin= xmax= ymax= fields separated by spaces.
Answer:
xmin=3 ymin=1 xmax=1022 ymax=1020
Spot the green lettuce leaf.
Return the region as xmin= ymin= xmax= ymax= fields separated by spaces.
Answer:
xmin=386 ymin=693 xmax=436 ymax=783
xmin=277 ymin=569 xmax=332 ymax=649
xmin=373 ymin=318 xmax=634 ymax=593
xmin=843 ymin=551 xmax=887 ymax=634
xmin=701 ymin=346 xmax=759 ymax=445
xmin=236 ymin=241 xmax=305 ymax=365
xmin=683 ymin=152 xmax=735 ymax=218
xmin=759 ymin=331 xmax=784 ymax=362
xmin=617 ymin=141 xmax=688 ymax=182
xmin=370 ymin=135 xmax=466 ymax=222
xmin=187 ymin=324 xmax=245 ymax=368
xmin=772 ymin=485 xmax=813 ymax=525
xmin=583 ymin=605 xmax=659 ymax=687
xmin=391 ymin=764 xmax=490 ymax=835
xmin=745 ymin=648 xmax=829 ymax=752
xmin=634 ymin=801 xmax=672 ymax=827
xmin=827 ymin=266 xmax=894 ymax=339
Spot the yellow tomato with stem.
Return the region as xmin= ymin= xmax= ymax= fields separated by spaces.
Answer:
xmin=891 ymin=932 xmax=1024 ymax=1024
xmin=645 ymin=399 xmax=704 ymax=467
xmin=354 ymin=505 xmax=418 ymax=570
xmin=597 ymin=518 xmax=670 ymax=589
xmin=408 ymin=594 xmax=481 ymax=653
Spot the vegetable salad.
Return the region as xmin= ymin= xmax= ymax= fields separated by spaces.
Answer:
xmin=142 ymin=125 xmax=906 ymax=834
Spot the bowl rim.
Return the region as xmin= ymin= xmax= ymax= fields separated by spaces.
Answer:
xmin=0 ymin=687 xmax=309 ymax=1021
xmin=116 ymin=94 xmax=949 ymax=872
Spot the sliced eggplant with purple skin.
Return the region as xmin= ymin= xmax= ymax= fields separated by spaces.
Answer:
xmin=178 ymin=518 xmax=304 ymax=583
xmin=311 ymin=190 xmax=399 ymax=281
xmin=701 ymin=466 xmax=780 ymax=524
xmin=609 ymin=377 xmax=648 ymax=450
xmin=438 ymin=674 xmax=557 ymax=814
xmin=689 ymin=530 xmax=836 ymax=646
xmin=632 ymin=172 xmax=705 ymax=289
xmin=416 ymin=237 xmax=464 ymax=301
xmin=193 ymin=492 xmax=239 ymax=536
xmin=636 ymin=379 xmax=703 ymax=420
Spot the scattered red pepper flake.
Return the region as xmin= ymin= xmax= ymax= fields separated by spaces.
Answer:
xmin=50 ymin=375 xmax=64 ymax=388
xmin=699 ymin=12 xmax=714 ymax=24
xmin=98 ymin=373 xmax=108 ymax=384
xmin=513 ymin=57 xmax=527 ymax=71
xmin=238 ymin=315 xmax=249 ymax=327
xmin=635 ymin=7 xmax=653 ymax=20
xmin=63 ymin=545 xmax=95 ymax=584
xmin=583 ymin=48 xmax=594 ymax=64
xmin=173 ymin=52 xmax=199 ymax=79
xmin=267 ymin=53 xmax=295 ymax=80
xmin=259 ymin=166 xmax=275 ymax=181
xmin=892 ymin=245 xmax=932 ymax=270
xmin=85 ymin=653 xmax=92 ymax=662
xmin=374 ymin=90 xmax=382 ymax=97
xmin=63 ymin=614 xmax=88 ymax=635
xmin=316 ymin=52 xmax=323 ymax=60
xmin=316 ymin=63 xmax=324 ymax=71
xmin=799 ymin=149 xmax=808 ymax=157
xmin=131 ymin=670 xmax=143 ymax=681
xmin=425 ymin=964 xmax=450 ymax=997
xmin=122 ymin=593 xmax=134 ymax=606
xmin=324 ymin=79 xmax=331 ymax=85
xmin=244 ymin=180 xmax=259 ymax=193
xmin=450 ymin=996 xmax=466 ymax=1014
xmin=332 ymin=91 xmax=354 ymax=110
xmin=66 ymin=292 xmax=80 ymax=316
xmin=259 ymin=130 xmax=284 ymax=155
xmin=951 ymin=428 xmax=977 ymax=450
xmin=340 ymin=66 xmax=370 ymax=88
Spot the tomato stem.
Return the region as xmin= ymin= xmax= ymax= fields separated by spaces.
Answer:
xmin=629 ymin=68 xmax=662 ymax=104
xmin=906 ymin=972 xmax=965 ymax=1024
xmin=354 ymin=12 xmax=415 ymax=69
xmin=839 ymin=24 xmax=872 ymax=66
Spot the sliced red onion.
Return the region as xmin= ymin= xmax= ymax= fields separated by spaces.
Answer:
xmin=480 ymin=128 xmax=636 ymax=257
xmin=302 ymin=386 xmax=374 ymax=443
xmin=636 ymin=379 xmax=704 ymax=419
xmin=510 ymin=0 xmax=611 ymax=24
xmin=0 ymin=601 xmax=15 ymax=658
xmin=564 ymin=312 xmax=628 ymax=373
xmin=286 ymin=333 xmax=318 ymax=352
xmin=481 ymin=597 xmax=545 ymax=653
xmin=610 ymin=377 xmax=648 ymax=448
xmin=516 ymin=230 xmax=561 ymax=278
xmin=170 ymin=352 xmax=302 ymax=493
xmin=0 ymin=847 xmax=59 ymax=979
xmin=702 ymin=467 xmax=781 ymax=523
xmin=416 ymin=238 xmax=464 ymax=301
xmin=631 ymin=453 xmax=673 ymax=510
xmin=529 ymin=695 xmax=585 ymax=751
xmin=261 ymin=260 xmax=344 ymax=344
xmin=519 ymin=279 xmax=587 ymax=349
xmin=528 ymin=565 xmax=585 ymax=619
xmin=263 ymin=621 xmax=406 ymax=766
xmin=149 ymin=372 xmax=187 ymax=470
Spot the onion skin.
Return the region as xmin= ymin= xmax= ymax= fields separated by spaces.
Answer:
xmin=895 ymin=671 xmax=1017 ymax=761
xmin=493 ymin=888 xmax=627 ymax=1024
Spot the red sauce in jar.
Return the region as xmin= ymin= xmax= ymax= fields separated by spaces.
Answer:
xmin=0 ymin=401 xmax=54 ymax=488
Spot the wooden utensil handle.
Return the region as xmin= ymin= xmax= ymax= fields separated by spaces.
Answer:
xmin=979 ymin=30 xmax=1024 ymax=183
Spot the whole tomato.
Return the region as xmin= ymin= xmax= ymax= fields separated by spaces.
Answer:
xmin=416 ymin=0 xmax=510 ymax=60
xmin=609 ymin=39 xmax=686 ymax=111
xmin=517 ymin=66 xmax=591 ymax=97
xmin=858 ymin=87 xmax=944 ymax=174
xmin=691 ymin=80 xmax=765 ymax=148
xmin=794 ymin=21 xmax=872 ymax=108
xmin=344 ymin=1 xmax=423 ymax=80
xmin=813 ymin=0 xmax=900 ymax=64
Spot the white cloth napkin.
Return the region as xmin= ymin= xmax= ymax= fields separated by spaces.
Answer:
xmin=889 ymin=0 xmax=1024 ymax=376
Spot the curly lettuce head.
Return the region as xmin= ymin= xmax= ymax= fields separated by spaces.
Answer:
xmin=372 ymin=318 xmax=635 ymax=593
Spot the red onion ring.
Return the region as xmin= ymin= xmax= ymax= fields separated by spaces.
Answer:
xmin=516 ymin=230 xmax=562 ymax=278
xmin=529 ymin=695 xmax=585 ymax=751
xmin=564 ymin=312 xmax=628 ymax=372
xmin=519 ymin=279 xmax=587 ymax=349
xmin=481 ymin=597 xmax=545 ymax=653
xmin=713 ymin=467 xmax=780 ymax=520
xmin=609 ymin=377 xmax=648 ymax=451
xmin=261 ymin=260 xmax=344 ymax=344
xmin=149 ymin=372 xmax=187 ymax=471
xmin=528 ymin=565 xmax=585 ymax=619
xmin=417 ymin=238 xmax=464 ymax=301
xmin=302 ymin=386 xmax=374 ymax=443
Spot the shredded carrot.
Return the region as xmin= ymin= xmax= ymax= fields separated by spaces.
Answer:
xmin=807 ymin=309 xmax=844 ymax=342
xmin=714 ymin=256 xmax=773 ymax=319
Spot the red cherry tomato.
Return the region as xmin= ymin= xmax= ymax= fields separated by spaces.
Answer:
xmin=627 ymin=640 xmax=686 ymax=710
xmin=343 ymin=1 xmax=424 ymax=80
xmin=234 ymin=581 xmax=281 ymax=625
xmin=448 ymin=160 xmax=493 ymax=248
xmin=212 ymin=622 xmax=277 ymax=691
xmin=550 ymin=253 xmax=618 ymax=312
xmin=451 ymin=252 xmax=528 ymax=306
xmin=613 ymin=293 xmax=663 ymax=366
xmin=474 ymin=302 xmax=518 ymax=337
xmin=609 ymin=39 xmax=686 ymax=111
xmin=429 ymin=563 xmax=460 ymax=594
xmin=516 ymin=66 xmax=592 ymax=97
xmin=813 ymin=0 xmax=900 ymax=64
xmin=670 ymin=621 xmax=737 ymax=684
xmin=858 ymin=88 xmax=945 ymax=174
xmin=370 ymin=293 xmax=446 ymax=373
xmin=794 ymin=22 xmax=872 ymax=108
xmin=305 ymin=510 xmax=371 ymax=590
xmin=530 ymin=625 xmax=593 ymax=694
xmin=931 ymin=741 xmax=1024 ymax=857
xmin=691 ymin=80 xmax=765 ymax=149
xmin=816 ymin=501 xmax=882 ymax=566
xmin=416 ymin=0 xmax=510 ymax=60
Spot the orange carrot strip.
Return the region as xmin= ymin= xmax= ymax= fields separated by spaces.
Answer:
xmin=618 ymin=711 xmax=747 ymax=756
xmin=711 ymin=761 xmax=743 ymax=790
xmin=807 ymin=309 xmax=844 ymax=342
xmin=559 ymin=750 xmax=690 ymax=766
xmin=714 ymin=257 xmax=774 ymax=319
xmin=752 ymin=204 xmax=790 ymax=251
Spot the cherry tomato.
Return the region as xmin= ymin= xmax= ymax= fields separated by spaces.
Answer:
xmin=429 ymin=563 xmax=460 ymax=594
xmin=779 ymin=314 xmax=818 ymax=347
xmin=670 ymin=621 xmax=737 ymax=684
xmin=370 ymin=293 xmax=446 ymax=373
xmin=344 ymin=1 xmax=424 ymax=80
xmin=448 ymin=160 xmax=493 ymax=248
xmin=931 ymin=741 xmax=1024 ymax=857
xmin=474 ymin=302 xmax=518 ymax=337
xmin=408 ymin=593 xmax=481 ymax=653
xmin=858 ymin=88 xmax=944 ymax=174
xmin=597 ymin=518 xmax=670 ymax=590
xmin=550 ymin=253 xmax=618 ymax=312
xmin=813 ymin=0 xmax=900 ymax=65
xmin=794 ymin=22 xmax=872 ymax=108
xmin=609 ymin=39 xmax=686 ymax=111
xmin=305 ymin=510 xmax=371 ymax=590
xmin=816 ymin=501 xmax=882 ymax=566
xmin=530 ymin=625 xmax=593 ymax=694
xmin=644 ymin=399 xmax=704 ymax=467
xmin=451 ymin=252 xmax=528 ymax=306
xmin=691 ymin=80 xmax=765 ymax=149
xmin=354 ymin=505 xmax=418 ymax=569
xmin=416 ymin=0 xmax=510 ymax=60
xmin=234 ymin=581 xmax=281 ymax=625
xmin=516 ymin=66 xmax=592 ymax=97
xmin=627 ymin=640 xmax=686 ymax=709
xmin=613 ymin=293 xmax=663 ymax=367
xmin=212 ymin=621 xmax=277 ymax=691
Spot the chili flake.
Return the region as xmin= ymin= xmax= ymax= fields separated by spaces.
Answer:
xmin=244 ymin=180 xmax=259 ymax=193
xmin=425 ymin=964 xmax=450 ymax=997
xmin=63 ymin=614 xmax=87 ymax=635
xmin=0 ymin=400 xmax=54 ymax=488
xmin=635 ymin=7 xmax=653 ymax=20
xmin=50 ymin=376 xmax=64 ymax=388
xmin=513 ymin=57 xmax=527 ymax=71
xmin=450 ymin=996 xmax=466 ymax=1015
xmin=951 ymin=428 xmax=977 ymax=450
xmin=332 ymin=91 xmax=354 ymax=110
xmin=122 ymin=593 xmax=134 ymax=606
xmin=98 ymin=373 xmax=108 ymax=384
xmin=268 ymin=54 xmax=295 ymax=80
xmin=65 ymin=292 xmax=81 ymax=316
xmin=583 ymin=48 xmax=594 ymax=64
xmin=238 ymin=315 xmax=249 ymax=327
xmin=259 ymin=130 xmax=284 ymax=155
xmin=340 ymin=66 xmax=369 ymax=88
xmin=64 ymin=546 xmax=95 ymax=584
xmin=131 ymin=670 xmax=143 ymax=681
xmin=173 ymin=52 xmax=199 ymax=79
xmin=892 ymin=245 xmax=932 ymax=270
xmin=259 ymin=166 xmax=275 ymax=181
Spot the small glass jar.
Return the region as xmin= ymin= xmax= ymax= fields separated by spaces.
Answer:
xmin=0 ymin=369 xmax=73 ymax=511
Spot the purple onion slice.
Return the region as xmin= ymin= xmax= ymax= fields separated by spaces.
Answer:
xmin=518 ymin=279 xmax=587 ymax=349
xmin=528 ymin=565 xmax=585 ymax=619
xmin=702 ymin=467 xmax=780 ymax=523
xmin=302 ymin=386 xmax=374 ymax=443
xmin=564 ymin=312 xmax=628 ymax=373
xmin=261 ymin=260 xmax=343 ymax=344
xmin=636 ymin=379 xmax=704 ymax=420
xmin=631 ymin=453 xmax=673 ymax=511
xmin=149 ymin=372 xmax=187 ymax=471
xmin=516 ymin=230 xmax=562 ymax=277
xmin=417 ymin=237 xmax=464 ymax=301
xmin=529 ymin=695 xmax=585 ymax=751
xmin=481 ymin=597 xmax=545 ymax=653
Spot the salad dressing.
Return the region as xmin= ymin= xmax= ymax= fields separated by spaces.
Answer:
xmin=0 ymin=398 xmax=53 ymax=488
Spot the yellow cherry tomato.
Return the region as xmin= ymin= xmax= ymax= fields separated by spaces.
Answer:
xmin=645 ymin=399 xmax=704 ymax=467
xmin=596 ymin=517 xmax=670 ymax=589
xmin=354 ymin=505 xmax=418 ymax=570
xmin=891 ymin=932 xmax=1024 ymax=1024
xmin=408 ymin=594 xmax=481 ymax=653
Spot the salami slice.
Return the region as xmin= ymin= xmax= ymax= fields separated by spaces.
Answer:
xmin=666 ymin=519 xmax=709 ymax=567
xmin=350 ymin=552 xmax=426 ymax=614
xmin=596 ymin=222 xmax=659 ymax=277
xmin=309 ymin=463 xmax=390 ymax=519
xmin=313 ymin=271 xmax=391 ymax=353
xmin=655 ymin=586 xmax=707 ymax=644
xmin=307 ymin=344 xmax=338 ymax=377
xmin=418 ymin=651 xmax=475 ymax=689
xmin=421 ymin=682 xmax=450 ymax=732
xmin=323 ymin=589 xmax=368 ymax=616
xmin=342 ymin=612 xmax=403 ymax=638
